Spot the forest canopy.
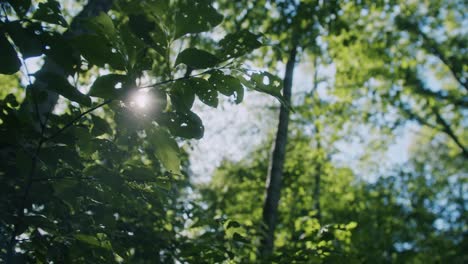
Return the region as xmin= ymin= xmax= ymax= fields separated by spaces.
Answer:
xmin=0 ymin=0 xmax=466 ymax=263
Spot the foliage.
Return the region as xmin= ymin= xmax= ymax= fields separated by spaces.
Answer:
xmin=0 ymin=0 xmax=466 ymax=263
xmin=0 ymin=0 xmax=283 ymax=262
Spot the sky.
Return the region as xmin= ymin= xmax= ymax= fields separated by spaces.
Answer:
xmin=17 ymin=0 xmax=420 ymax=185
xmin=187 ymin=61 xmax=416 ymax=183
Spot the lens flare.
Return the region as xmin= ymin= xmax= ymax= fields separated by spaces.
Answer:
xmin=129 ymin=89 xmax=152 ymax=110
xmin=134 ymin=92 xmax=148 ymax=108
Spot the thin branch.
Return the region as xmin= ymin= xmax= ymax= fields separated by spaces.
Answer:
xmin=19 ymin=56 xmax=48 ymax=131
xmin=400 ymin=106 xmax=437 ymax=130
xmin=414 ymin=86 xmax=468 ymax=108
xmin=140 ymin=64 xmax=233 ymax=89
xmin=45 ymin=68 xmax=234 ymax=142
xmin=1 ymin=3 xmax=10 ymax=22
xmin=418 ymin=29 xmax=467 ymax=91
xmin=31 ymin=176 xmax=94 ymax=182
xmin=405 ymin=69 xmax=468 ymax=108
xmin=432 ymin=107 xmax=468 ymax=158
xmin=402 ymin=104 xmax=467 ymax=158
xmin=45 ymin=99 xmax=112 ymax=142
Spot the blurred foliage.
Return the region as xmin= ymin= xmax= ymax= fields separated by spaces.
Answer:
xmin=0 ymin=0 xmax=466 ymax=263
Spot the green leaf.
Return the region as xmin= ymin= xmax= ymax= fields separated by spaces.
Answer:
xmin=122 ymin=166 xmax=156 ymax=182
xmin=73 ymin=34 xmax=126 ymax=70
xmin=226 ymin=220 xmax=241 ymax=229
xmin=120 ymin=24 xmax=147 ymax=70
xmin=7 ymin=0 xmax=31 ymax=17
xmin=0 ymin=33 xmax=21 ymax=74
xmin=176 ymin=48 xmax=219 ymax=69
xmin=84 ymin=164 xmax=124 ymax=189
xmin=89 ymin=74 xmax=128 ymax=99
xmin=218 ymin=30 xmax=263 ymax=60
xmin=75 ymin=234 xmax=111 ymax=250
xmin=191 ymin=77 xmax=218 ymax=107
xmin=128 ymin=15 xmax=167 ymax=56
xmin=159 ymin=111 xmax=204 ymax=139
xmin=41 ymin=33 xmax=80 ymax=75
xmin=171 ymin=78 xmax=218 ymax=108
xmin=170 ymin=80 xmax=196 ymax=111
xmin=232 ymin=232 xmax=249 ymax=243
xmin=209 ymin=71 xmax=243 ymax=104
xmin=85 ymin=12 xmax=117 ymax=41
xmin=5 ymin=94 xmax=19 ymax=107
xmin=52 ymin=176 xmax=78 ymax=197
xmin=242 ymin=71 xmax=288 ymax=106
xmin=151 ymin=128 xmax=181 ymax=174
xmin=33 ymin=0 xmax=68 ymax=26
xmin=174 ymin=0 xmax=223 ymax=39
xmin=6 ymin=22 xmax=44 ymax=58
xmin=91 ymin=115 xmax=112 ymax=136
xmin=34 ymin=72 xmax=91 ymax=106
xmin=346 ymin=221 xmax=358 ymax=230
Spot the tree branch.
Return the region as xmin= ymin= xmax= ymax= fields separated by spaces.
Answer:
xmin=432 ymin=107 xmax=468 ymax=158
xmin=45 ymin=68 xmax=229 ymax=142
xmin=45 ymin=99 xmax=113 ymax=142
xmin=421 ymin=34 xmax=467 ymax=91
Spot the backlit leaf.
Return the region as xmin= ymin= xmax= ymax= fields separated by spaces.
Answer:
xmin=174 ymin=0 xmax=223 ymax=38
xmin=6 ymin=22 xmax=44 ymax=58
xmin=209 ymin=71 xmax=243 ymax=104
xmin=218 ymin=30 xmax=263 ymax=60
xmin=176 ymin=48 xmax=219 ymax=69
xmin=33 ymin=0 xmax=68 ymax=26
xmin=34 ymin=72 xmax=91 ymax=106
xmin=159 ymin=111 xmax=204 ymax=139
xmin=152 ymin=128 xmax=181 ymax=174
xmin=89 ymin=74 xmax=128 ymax=99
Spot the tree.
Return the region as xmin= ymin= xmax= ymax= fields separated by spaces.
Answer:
xmin=218 ymin=0 xmax=343 ymax=257
xmin=328 ymin=1 xmax=467 ymax=158
xmin=0 ymin=0 xmax=284 ymax=262
xmin=1 ymin=0 xmax=466 ymax=262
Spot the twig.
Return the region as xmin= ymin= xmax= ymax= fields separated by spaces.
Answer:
xmin=45 ymin=99 xmax=113 ymax=142
xmin=432 ymin=107 xmax=468 ymax=158
xmin=44 ymin=68 xmax=233 ymax=142
xmin=1 ymin=3 xmax=10 ymax=22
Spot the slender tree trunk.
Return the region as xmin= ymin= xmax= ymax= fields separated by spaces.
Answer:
xmin=313 ymin=132 xmax=322 ymax=222
xmin=260 ymin=40 xmax=298 ymax=258
xmin=311 ymin=57 xmax=322 ymax=221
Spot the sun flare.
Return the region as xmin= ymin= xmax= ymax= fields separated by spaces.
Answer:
xmin=134 ymin=92 xmax=148 ymax=108
xmin=129 ymin=89 xmax=152 ymax=110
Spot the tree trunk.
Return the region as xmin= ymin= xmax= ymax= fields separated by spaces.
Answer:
xmin=313 ymin=132 xmax=322 ymax=222
xmin=260 ymin=40 xmax=298 ymax=258
xmin=311 ymin=57 xmax=322 ymax=221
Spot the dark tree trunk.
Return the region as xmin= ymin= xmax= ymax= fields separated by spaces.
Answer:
xmin=260 ymin=41 xmax=298 ymax=258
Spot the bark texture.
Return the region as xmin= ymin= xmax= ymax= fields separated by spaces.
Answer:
xmin=260 ymin=42 xmax=298 ymax=258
